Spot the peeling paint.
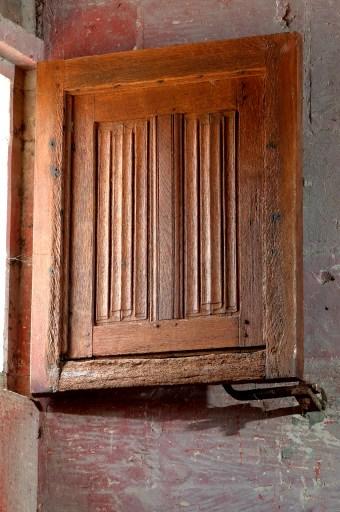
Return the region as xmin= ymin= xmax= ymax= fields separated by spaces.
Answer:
xmin=313 ymin=270 xmax=335 ymax=285
xmin=276 ymin=0 xmax=296 ymax=28
xmin=281 ymin=446 xmax=295 ymax=460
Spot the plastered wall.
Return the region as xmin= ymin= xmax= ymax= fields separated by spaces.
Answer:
xmin=36 ymin=2 xmax=340 ymax=511
xmin=0 ymin=0 xmax=36 ymax=33
xmin=0 ymin=389 xmax=39 ymax=512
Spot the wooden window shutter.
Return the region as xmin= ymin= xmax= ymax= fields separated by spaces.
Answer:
xmin=30 ymin=33 xmax=302 ymax=393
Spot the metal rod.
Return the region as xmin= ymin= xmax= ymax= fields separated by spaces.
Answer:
xmin=222 ymin=381 xmax=327 ymax=413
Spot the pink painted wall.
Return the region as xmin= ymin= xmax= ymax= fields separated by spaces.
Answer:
xmin=0 ymin=389 xmax=39 ymax=512
xmin=38 ymin=1 xmax=340 ymax=510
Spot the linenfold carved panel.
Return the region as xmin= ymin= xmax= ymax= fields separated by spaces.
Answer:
xmin=95 ymin=111 xmax=237 ymax=325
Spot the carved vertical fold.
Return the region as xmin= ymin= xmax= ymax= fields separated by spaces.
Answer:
xmin=98 ymin=121 xmax=149 ymax=323
xmin=111 ymin=124 xmax=123 ymax=320
xmin=95 ymin=110 xmax=237 ymax=326
xmin=185 ymin=111 xmax=237 ymax=317
xmin=149 ymin=117 xmax=158 ymax=322
xmin=184 ymin=114 xmax=200 ymax=316
xmin=209 ymin=113 xmax=224 ymax=312
xmin=172 ymin=115 xmax=184 ymax=319
xmin=199 ymin=113 xmax=212 ymax=312
xmin=96 ymin=127 xmax=112 ymax=321
xmin=120 ymin=123 xmax=134 ymax=319
xmin=225 ymin=112 xmax=238 ymax=312
xmin=133 ymin=120 xmax=148 ymax=319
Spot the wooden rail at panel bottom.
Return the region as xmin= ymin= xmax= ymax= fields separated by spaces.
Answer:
xmin=58 ymin=348 xmax=266 ymax=391
xmin=93 ymin=316 xmax=240 ymax=356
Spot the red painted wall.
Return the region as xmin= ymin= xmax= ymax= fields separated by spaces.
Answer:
xmin=38 ymin=1 xmax=340 ymax=510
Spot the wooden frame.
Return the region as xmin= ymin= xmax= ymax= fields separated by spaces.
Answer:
xmin=31 ymin=33 xmax=302 ymax=393
xmin=1 ymin=24 xmax=43 ymax=395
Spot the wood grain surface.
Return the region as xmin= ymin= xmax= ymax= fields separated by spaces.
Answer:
xmin=68 ymin=95 xmax=95 ymax=358
xmin=59 ymin=348 xmax=266 ymax=390
xmin=263 ymin=34 xmax=303 ymax=378
xmin=31 ymin=33 xmax=302 ymax=393
xmin=31 ymin=61 xmax=65 ymax=392
xmin=93 ymin=316 xmax=240 ymax=356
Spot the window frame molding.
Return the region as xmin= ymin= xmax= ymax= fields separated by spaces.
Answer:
xmin=30 ymin=33 xmax=303 ymax=394
xmin=3 ymin=17 xmax=43 ymax=394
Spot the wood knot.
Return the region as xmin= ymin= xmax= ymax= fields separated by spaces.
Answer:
xmin=266 ymin=141 xmax=277 ymax=150
xmin=271 ymin=212 xmax=281 ymax=223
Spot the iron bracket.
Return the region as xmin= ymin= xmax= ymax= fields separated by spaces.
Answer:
xmin=222 ymin=381 xmax=327 ymax=414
